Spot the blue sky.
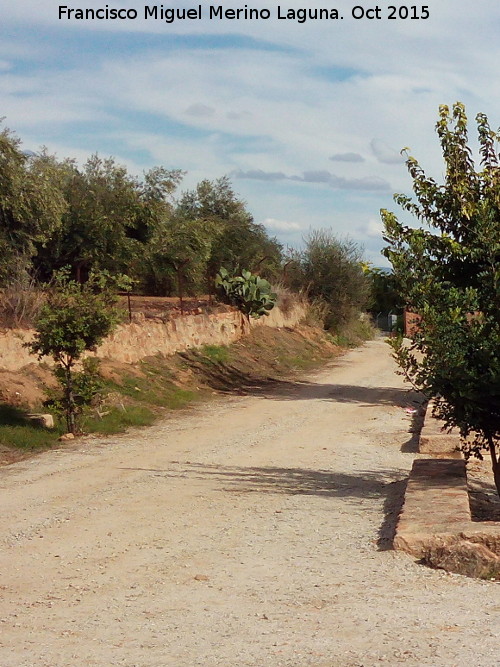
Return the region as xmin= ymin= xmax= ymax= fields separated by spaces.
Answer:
xmin=1 ymin=1 xmax=499 ymax=265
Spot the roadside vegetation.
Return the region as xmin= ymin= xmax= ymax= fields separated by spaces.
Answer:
xmin=0 ymin=121 xmax=381 ymax=335
xmin=383 ymin=102 xmax=500 ymax=496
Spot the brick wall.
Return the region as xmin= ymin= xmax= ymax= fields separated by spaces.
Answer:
xmin=403 ymin=309 xmax=422 ymax=337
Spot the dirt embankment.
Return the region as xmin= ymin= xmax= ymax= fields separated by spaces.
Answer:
xmin=0 ymin=297 xmax=307 ymax=372
xmin=0 ymin=294 xmax=308 ymax=406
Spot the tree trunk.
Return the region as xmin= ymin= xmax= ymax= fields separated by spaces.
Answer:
xmin=240 ymin=312 xmax=251 ymax=336
xmin=63 ymin=363 xmax=77 ymax=434
xmin=75 ymin=261 xmax=87 ymax=284
xmin=487 ymin=435 xmax=500 ymax=497
xmin=177 ymin=269 xmax=184 ymax=315
xmin=174 ymin=260 xmax=190 ymax=315
xmin=207 ymin=270 xmax=214 ymax=306
xmin=494 ymin=465 xmax=500 ymax=500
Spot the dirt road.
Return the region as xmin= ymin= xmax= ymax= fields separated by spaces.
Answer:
xmin=1 ymin=339 xmax=499 ymax=667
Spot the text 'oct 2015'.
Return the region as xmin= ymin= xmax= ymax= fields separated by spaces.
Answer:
xmin=351 ymin=5 xmax=429 ymax=19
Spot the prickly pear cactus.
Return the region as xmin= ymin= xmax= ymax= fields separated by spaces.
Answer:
xmin=215 ymin=267 xmax=277 ymax=318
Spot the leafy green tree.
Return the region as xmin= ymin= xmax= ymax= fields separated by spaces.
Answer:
xmin=382 ymin=102 xmax=500 ymax=494
xmin=33 ymin=156 xmax=183 ymax=282
xmin=0 ymin=126 xmax=66 ymax=283
xmin=285 ymin=230 xmax=369 ymax=330
xmin=28 ymin=270 xmax=125 ymax=433
xmin=144 ymin=216 xmax=215 ymax=308
xmin=362 ymin=265 xmax=402 ymax=316
xmin=176 ymin=177 xmax=283 ymax=289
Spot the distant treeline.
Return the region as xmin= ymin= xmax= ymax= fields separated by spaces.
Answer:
xmin=0 ymin=122 xmax=394 ymax=331
xmin=0 ymin=123 xmax=286 ymax=296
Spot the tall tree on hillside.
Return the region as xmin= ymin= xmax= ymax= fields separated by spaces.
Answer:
xmin=144 ymin=215 xmax=216 ymax=307
xmin=33 ymin=156 xmax=183 ymax=282
xmin=285 ymin=230 xmax=369 ymax=330
xmin=382 ymin=102 xmax=500 ymax=495
xmin=0 ymin=126 xmax=66 ymax=283
xmin=176 ymin=177 xmax=283 ymax=287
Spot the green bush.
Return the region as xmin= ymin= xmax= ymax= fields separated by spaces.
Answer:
xmin=27 ymin=269 xmax=123 ymax=433
xmin=284 ymin=231 xmax=369 ymax=331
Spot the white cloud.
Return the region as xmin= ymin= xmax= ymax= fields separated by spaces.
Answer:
xmin=233 ymin=168 xmax=390 ymax=191
xmin=363 ymin=218 xmax=385 ymax=238
xmin=184 ymin=103 xmax=216 ymax=118
xmin=233 ymin=169 xmax=288 ymax=181
xmin=262 ymin=218 xmax=302 ymax=231
xmin=330 ymin=152 xmax=365 ymax=163
xmin=370 ymin=139 xmax=404 ymax=165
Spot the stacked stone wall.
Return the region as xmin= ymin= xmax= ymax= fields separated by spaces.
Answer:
xmin=0 ymin=303 xmax=307 ymax=371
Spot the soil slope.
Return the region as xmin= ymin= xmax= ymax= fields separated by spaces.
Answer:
xmin=0 ymin=339 xmax=499 ymax=666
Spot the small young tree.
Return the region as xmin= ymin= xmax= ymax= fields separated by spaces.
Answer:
xmin=28 ymin=270 xmax=125 ymax=434
xmin=382 ymin=103 xmax=500 ymax=494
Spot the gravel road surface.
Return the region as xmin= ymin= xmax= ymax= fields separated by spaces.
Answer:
xmin=1 ymin=339 xmax=499 ymax=666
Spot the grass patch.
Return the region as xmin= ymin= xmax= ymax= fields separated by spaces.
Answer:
xmin=108 ymin=376 xmax=172 ymax=407
xmin=83 ymin=405 xmax=156 ymax=435
xmin=198 ymin=345 xmax=230 ymax=364
xmin=0 ymin=424 xmax=61 ymax=450
xmin=328 ymin=318 xmax=375 ymax=348
xmin=0 ymin=403 xmax=29 ymax=427
xmin=166 ymin=388 xmax=198 ymax=409
xmin=140 ymin=358 xmax=174 ymax=380
xmin=105 ymin=374 xmax=198 ymax=410
xmin=280 ymin=354 xmax=318 ymax=370
xmin=0 ymin=403 xmax=63 ymax=451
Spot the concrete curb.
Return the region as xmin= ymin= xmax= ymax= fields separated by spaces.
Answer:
xmin=394 ymin=458 xmax=500 ymax=571
xmin=396 ymin=397 xmax=500 ymax=576
xmin=418 ymin=400 xmax=461 ymax=455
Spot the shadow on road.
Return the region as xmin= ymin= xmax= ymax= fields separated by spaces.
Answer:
xmin=400 ymin=404 xmax=426 ymax=453
xmin=262 ymin=382 xmax=421 ymax=408
xmin=166 ymin=461 xmax=404 ymax=496
xmin=120 ymin=461 xmax=408 ymax=551
xmin=181 ymin=353 xmax=422 ymax=409
xmin=378 ymin=478 xmax=408 ymax=550
xmin=195 ymin=368 xmax=423 ymax=410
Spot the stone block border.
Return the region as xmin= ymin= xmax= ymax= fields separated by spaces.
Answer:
xmin=394 ymin=458 xmax=500 ymax=577
xmin=418 ymin=400 xmax=461 ymax=455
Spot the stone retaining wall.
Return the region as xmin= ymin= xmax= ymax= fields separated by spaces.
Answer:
xmin=0 ymin=303 xmax=307 ymax=371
